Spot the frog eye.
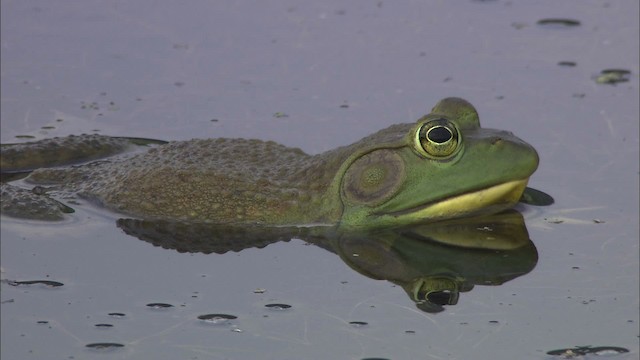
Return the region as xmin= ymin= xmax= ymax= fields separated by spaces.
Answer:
xmin=414 ymin=119 xmax=461 ymax=159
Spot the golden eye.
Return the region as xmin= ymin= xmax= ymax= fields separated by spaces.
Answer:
xmin=414 ymin=119 xmax=461 ymax=159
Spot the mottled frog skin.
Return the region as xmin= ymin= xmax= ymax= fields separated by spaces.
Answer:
xmin=1 ymin=98 xmax=539 ymax=227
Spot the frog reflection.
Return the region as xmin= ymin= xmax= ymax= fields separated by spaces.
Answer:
xmin=117 ymin=210 xmax=537 ymax=313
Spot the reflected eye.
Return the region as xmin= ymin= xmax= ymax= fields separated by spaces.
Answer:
xmin=414 ymin=118 xmax=461 ymax=159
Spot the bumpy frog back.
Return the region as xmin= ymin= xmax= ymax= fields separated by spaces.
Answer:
xmin=7 ymin=123 xmax=410 ymax=224
xmin=26 ymin=138 xmax=343 ymax=224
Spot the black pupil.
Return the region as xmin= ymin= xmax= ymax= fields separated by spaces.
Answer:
xmin=428 ymin=126 xmax=452 ymax=143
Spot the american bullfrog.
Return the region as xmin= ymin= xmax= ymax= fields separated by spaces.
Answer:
xmin=0 ymin=98 xmax=539 ymax=227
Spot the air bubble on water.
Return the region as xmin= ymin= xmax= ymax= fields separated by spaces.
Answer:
xmin=230 ymin=325 xmax=243 ymax=333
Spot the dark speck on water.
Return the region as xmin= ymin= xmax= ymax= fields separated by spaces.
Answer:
xmin=85 ymin=343 xmax=125 ymax=350
xmin=547 ymin=346 xmax=629 ymax=357
xmin=349 ymin=321 xmax=368 ymax=327
xmin=146 ymin=303 xmax=174 ymax=309
xmin=536 ymin=18 xmax=581 ymax=28
xmin=265 ymin=303 xmax=292 ymax=310
xmin=197 ymin=314 xmax=238 ymax=325
xmin=6 ymin=280 xmax=64 ymax=288
xmin=94 ymin=323 xmax=113 ymax=328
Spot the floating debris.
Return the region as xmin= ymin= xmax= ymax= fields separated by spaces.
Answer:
xmin=253 ymin=288 xmax=266 ymax=294
xmin=349 ymin=321 xmax=368 ymax=327
xmin=108 ymin=313 xmax=126 ymax=318
xmin=273 ymin=112 xmax=289 ymax=118
xmin=85 ymin=343 xmax=125 ymax=350
xmin=146 ymin=303 xmax=174 ymax=309
xmin=197 ymin=314 xmax=237 ymax=325
xmin=595 ymin=69 xmax=631 ymax=85
xmin=94 ymin=324 xmax=114 ymax=328
xmin=558 ymin=61 xmax=577 ymax=67
xmin=537 ymin=18 xmax=581 ymax=28
xmin=547 ymin=345 xmax=629 ymax=358
xmin=265 ymin=303 xmax=292 ymax=310
xmin=6 ymin=280 xmax=64 ymax=288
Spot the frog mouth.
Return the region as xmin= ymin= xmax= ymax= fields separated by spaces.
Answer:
xmin=388 ymin=179 xmax=529 ymax=223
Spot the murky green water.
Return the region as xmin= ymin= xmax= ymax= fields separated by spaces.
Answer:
xmin=2 ymin=1 xmax=638 ymax=359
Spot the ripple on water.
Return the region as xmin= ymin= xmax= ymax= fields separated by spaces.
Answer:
xmin=264 ymin=303 xmax=292 ymax=310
